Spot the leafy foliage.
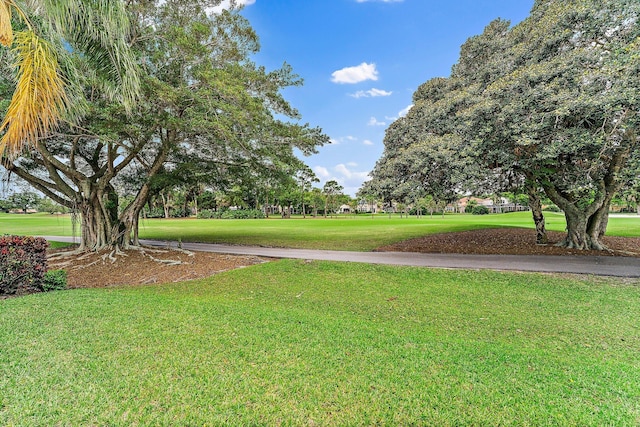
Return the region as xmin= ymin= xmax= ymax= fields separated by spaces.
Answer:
xmin=0 ymin=0 xmax=139 ymax=158
xmin=0 ymin=235 xmax=48 ymax=295
xmin=367 ymin=0 xmax=640 ymax=249
xmin=1 ymin=1 xmax=327 ymax=250
xmin=471 ymin=205 xmax=489 ymax=215
xmin=42 ymin=269 xmax=67 ymax=291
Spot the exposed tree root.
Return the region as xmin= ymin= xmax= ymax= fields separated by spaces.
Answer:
xmin=554 ymin=238 xmax=609 ymax=252
xmin=171 ymin=246 xmax=195 ymax=257
xmin=48 ymin=245 xmax=189 ymax=269
xmin=48 ymin=247 xmax=86 ymax=260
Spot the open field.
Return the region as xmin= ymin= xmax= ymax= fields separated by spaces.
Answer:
xmin=1 ymin=211 xmax=639 ymax=250
xmin=3 ymin=211 xmax=640 ymax=424
xmin=1 ymin=260 xmax=639 ymax=425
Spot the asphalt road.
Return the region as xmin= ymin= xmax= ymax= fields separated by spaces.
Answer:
xmin=41 ymin=236 xmax=640 ymax=278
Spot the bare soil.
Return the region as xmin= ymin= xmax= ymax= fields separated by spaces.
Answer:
xmin=48 ymin=247 xmax=270 ymax=289
xmin=43 ymin=228 xmax=640 ymax=289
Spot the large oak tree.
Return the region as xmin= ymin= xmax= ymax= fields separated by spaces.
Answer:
xmin=1 ymin=0 xmax=327 ymax=250
xmin=368 ymin=0 xmax=639 ymax=249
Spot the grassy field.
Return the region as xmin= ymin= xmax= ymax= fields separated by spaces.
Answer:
xmin=2 ymin=211 xmax=639 ymax=250
xmin=1 ymin=260 xmax=639 ymax=425
xmin=2 ymin=211 xmax=639 ymax=424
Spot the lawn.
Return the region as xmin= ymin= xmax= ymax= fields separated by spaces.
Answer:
xmin=2 ymin=211 xmax=639 ymax=251
xmin=1 ymin=260 xmax=639 ymax=425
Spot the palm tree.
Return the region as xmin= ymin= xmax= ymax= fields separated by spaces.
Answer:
xmin=0 ymin=0 xmax=139 ymax=159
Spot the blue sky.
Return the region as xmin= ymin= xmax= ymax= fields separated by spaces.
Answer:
xmin=238 ymin=0 xmax=535 ymax=196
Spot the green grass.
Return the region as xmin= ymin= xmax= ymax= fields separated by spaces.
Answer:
xmin=1 ymin=261 xmax=639 ymax=425
xmin=2 ymin=211 xmax=639 ymax=250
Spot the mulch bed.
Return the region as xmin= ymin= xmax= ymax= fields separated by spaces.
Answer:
xmin=376 ymin=228 xmax=640 ymax=257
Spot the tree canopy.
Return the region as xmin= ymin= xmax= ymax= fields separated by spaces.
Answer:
xmin=367 ymin=0 xmax=640 ymax=249
xmin=1 ymin=0 xmax=328 ymax=250
xmin=0 ymin=0 xmax=139 ymax=158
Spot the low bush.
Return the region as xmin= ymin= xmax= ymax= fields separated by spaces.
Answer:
xmin=220 ymin=209 xmax=265 ymax=219
xmin=42 ymin=269 xmax=68 ymax=291
xmin=544 ymin=205 xmax=562 ymax=212
xmin=197 ymin=209 xmax=217 ymax=219
xmin=0 ymin=235 xmax=49 ymax=295
xmin=145 ymin=207 xmax=165 ymax=218
xmin=471 ymin=205 xmax=490 ymax=215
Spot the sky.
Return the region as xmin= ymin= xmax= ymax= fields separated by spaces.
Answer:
xmin=237 ymin=0 xmax=535 ymax=196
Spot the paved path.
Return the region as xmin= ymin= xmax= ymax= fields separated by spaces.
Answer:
xmin=41 ymin=236 xmax=640 ymax=278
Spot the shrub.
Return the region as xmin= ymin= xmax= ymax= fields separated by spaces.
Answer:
xmin=42 ymin=270 xmax=68 ymax=291
xmin=197 ymin=209 xmax=217 ymax=219
xmin=544 ymin=205 xmax=562 ymax=212
xmin=471 ymin=205 xmax=490 ymax=215
xmin=170 ymin=207 xmax=190 ymax=218
xmin=220 ymin=209 xmax=265 ymax=219
xmin=144 ymin=207 xmax=165 ymax=218
xmin=0 ymin=235 xmax=49 ymax=295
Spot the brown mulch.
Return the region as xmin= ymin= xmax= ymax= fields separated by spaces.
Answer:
xmin=377 ymin=228 xmax=640 ymax=258
xmin=47 ymin=247 xmax=270 ymax=289
xmin=31 ymin=228 xmax=639 ymax=290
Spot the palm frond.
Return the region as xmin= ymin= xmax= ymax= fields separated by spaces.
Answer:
xmin=0 ymin=0 xmax=13 ymax=47
xmin=39 ymin=0 xmax=140 ymax=110
xmin=0 ymin=30 xmax=68 ymax=159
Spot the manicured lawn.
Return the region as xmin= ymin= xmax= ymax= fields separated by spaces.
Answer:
xmin=1 ymin=261 xmax=639 ymax=425
xmin=2 ymin=211 xmax=639 ymax=250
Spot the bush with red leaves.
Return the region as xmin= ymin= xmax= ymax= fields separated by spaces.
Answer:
xmin=0 ymin=235 xmax=49 ymax=295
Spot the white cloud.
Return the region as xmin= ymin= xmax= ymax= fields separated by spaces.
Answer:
xmin=368 ymin=117 xmax=386 ymax=126
xmin=314 ymin=163 xmax=373 ymax=196
xmin=331 ymin=62 xmax=379 ymax=84
xmin=350 ymin=88 xmax=392 ymax=98
xmin=398 ymin=104 xmax=413 ymax=117
xmin=333 ymin=164 xmax=372 ymax=196
xmin=314 ymin=166 xmax=330 ymax=179
xmin=208 ymin=0 xmax=255 ymax=13
xmin=363 ymin=139 xmax=374 ymax=146
xmin=331 ymin=135 xmax=359 ymax=145
xmin=385 ymin=104 xmax=414 ymax=121
xmin=335 ymin=164 xmax=353 ymax=178
xmin=334 ymin=164 xmax=370 ymax=182
xmin=159 ymin=0 xmax=255 ymax=14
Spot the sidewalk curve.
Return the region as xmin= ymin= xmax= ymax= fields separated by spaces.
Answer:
xmin=41 ymin=236 xmax=640 ymax=278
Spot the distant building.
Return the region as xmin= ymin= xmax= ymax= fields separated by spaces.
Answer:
xmin=449 ymin=197 xmax=529 ymax=214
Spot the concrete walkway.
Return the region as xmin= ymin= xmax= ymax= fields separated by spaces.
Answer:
xmin=41 ymin=236 xmax=640 ymax=278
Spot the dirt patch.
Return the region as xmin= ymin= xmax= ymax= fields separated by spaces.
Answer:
xmin=376 ymin=228 xmax=640 ymax=257
xmin=48 ymin=247 xmax=270 ymax=289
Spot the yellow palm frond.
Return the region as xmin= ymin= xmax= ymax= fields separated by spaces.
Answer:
xmin=0 ymin=0 xmax=13 ymax=47
xmin=0 ymin=30 xmax=69 ymax=159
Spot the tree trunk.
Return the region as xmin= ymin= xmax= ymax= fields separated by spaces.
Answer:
xmin=526 ymin=183 xmax=548 ymax=244
xmin=161 ymin=193 xmax=170 ymax=219
xmin=585 ymin=203 xmax=610 ymax=250
xmin=543 ymin=185 xmax=609 ymax=250
xmin=560 ymin=209 xmax=592 ymax=250
xmin=193 ymin=196 xmax=198 ymax=218
xmin=78 ymin=185 xmax=128 ymax=251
